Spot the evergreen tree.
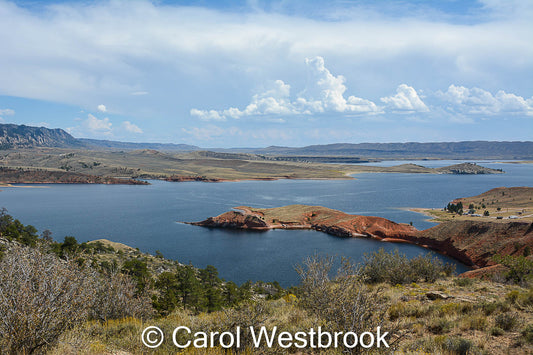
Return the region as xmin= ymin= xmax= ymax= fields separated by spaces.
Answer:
xmin=122 ymin=258 xmax=150 ymax=293
xmin=153 ymin=272 xmax=180 ymax=315
xmin=199 ymin=265 xmax=223 ymax=312
xmin=176 ymin=264 xmax=202 ymax=310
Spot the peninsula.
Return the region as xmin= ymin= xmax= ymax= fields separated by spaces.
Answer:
xmin=189 ymin=200 xmax=533 ymax=274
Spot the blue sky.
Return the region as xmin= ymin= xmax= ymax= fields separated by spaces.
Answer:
xmin=0 ymin=0 xmax=532 ymax=147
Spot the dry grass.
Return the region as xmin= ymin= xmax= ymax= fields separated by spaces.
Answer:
xmin=0 ymin=148 xmax=355 ymax=181
xmin=0 ymin=148 xmax=505 ymax=182
xmin=411 ymin=187 xmax=533 ymax=223
xmin=49 ymin=278 xmax=533 ymax=354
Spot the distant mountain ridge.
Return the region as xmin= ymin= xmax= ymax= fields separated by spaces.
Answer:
xmin=0 ymin=124 xmax=81 ymax=148
xmin=1 ymin=123 xmax=532 ymax=159
xmin=230 ymin=141 xmax=533 ymax=159
xmin=78 ymin=138 xmax=199 ymax=151
xmin=0 ymin=124 xmax=198 ymax=151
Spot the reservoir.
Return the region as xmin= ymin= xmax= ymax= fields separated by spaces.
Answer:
xmin=1 ymin=160 xmax=532 ymax=286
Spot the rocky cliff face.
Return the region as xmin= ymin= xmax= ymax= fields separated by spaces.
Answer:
xmin=196 ymin=212 xmax=270 ymax=229
xmin=415 ymin=220 xmax=533 ymax=267
xmin=0 ymin=124 xmax=80 ymax=149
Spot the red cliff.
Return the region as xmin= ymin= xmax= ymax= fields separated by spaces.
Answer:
xmin=189 ymin=205 xmax=533 ymax=271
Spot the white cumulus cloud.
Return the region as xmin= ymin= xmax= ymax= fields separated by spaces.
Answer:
xmin=97 ymin=104 xmax=107 ymax=113
xmin=297 ymin=57 xmax=380 ymax=114
xmin=67 ymin=114 xmax=145 ymax=138
xmin=438 ymin=85 xmax=533 ymax=115
xmin=191 ymin=57 xmax=381 ymax=120
xmin=190 ymin=109 xmax=225 ymax=121
xmin=121 ymin=121 xmax=143 ymax=134
xmin=380 ymin=84 xmax=429 ymax=112
xmin=84 ymin=114 xmax=112 ymax=133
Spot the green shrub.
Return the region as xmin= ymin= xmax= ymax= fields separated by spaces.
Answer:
xmin=481 ymin=301 xmax=510 ymax=316
xmin=505 ymin=290 xmax=521 ymax=304
xmin=490 ymin=327 xmax=504 ymax=336
xmin=493 ymin=254 xmax=533 ymax=286
xmin=361 ymin=248 xmax=454 ymax=285
xmin=427 ymin=318 xmax=453 ymax=334
xmin=388 ymin=302 xmax=406 ymax=320
xmin=495 ymin=312 xmax=520 ymax=331
xmin=522 ymin=324 xmax=533 ymax=344
xmin=464 ymin=315 xmax=487 ymax=331
xmin=441 ymin=336 xmax=473 ymax=355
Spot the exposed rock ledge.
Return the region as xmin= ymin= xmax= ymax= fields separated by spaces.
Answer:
xmin=189 ymin=205 xmax=533 ymax=273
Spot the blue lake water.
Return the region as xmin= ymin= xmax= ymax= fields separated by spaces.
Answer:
xmin=1 ymin=160 xmax=531 ymax=286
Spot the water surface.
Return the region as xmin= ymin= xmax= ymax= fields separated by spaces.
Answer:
xmin=1 ymin=161 xmax=531 ymax=286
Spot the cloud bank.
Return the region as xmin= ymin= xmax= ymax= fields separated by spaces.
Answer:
xmin=0 ymin=0 xmax=531 ymax=145
xmin=191 ymin=57 xmax=531 ymax=121
xmin=0 ymin=0 xmax=531 ymax=119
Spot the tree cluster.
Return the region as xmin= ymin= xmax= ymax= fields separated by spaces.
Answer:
xmin=153 ymin=264 xmax=258 ymax=316
xmin=445 ymin=202 xmax=463 ymax=215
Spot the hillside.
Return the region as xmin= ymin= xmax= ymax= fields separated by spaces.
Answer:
xmin=0 ymin=123 xmax=199 ymax=151
xmin=452 ymin=187 xmax=533 ymax=209
xmin=413 ymin=187 xmax=533 ymax=223
xmin=234 ymin=141 xmax=533 ymax=160
xmin=0 ymin=167 xmax=148 ymax=185
xmin=79 ymin=138 xmax=199 ymax=151
xmin=2 ymin=123 xmax=533 ymax=159
xmin=1 ymin=206 xmax=532 ymax=354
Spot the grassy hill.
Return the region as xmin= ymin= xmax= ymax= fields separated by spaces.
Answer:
xmin=414 ymin=187 xmax=533 ymax=223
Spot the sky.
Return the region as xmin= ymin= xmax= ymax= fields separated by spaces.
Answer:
xmin=0 ymin=0 xmax=532 ymax=147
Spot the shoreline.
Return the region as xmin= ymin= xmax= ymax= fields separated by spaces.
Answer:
xmin=188 ymin=204 xmax=533 ymax=273
xmin=0 ymin=183 xmax=50 ymax=188
xmin=403 ymin=207 xmax=442 ymax=223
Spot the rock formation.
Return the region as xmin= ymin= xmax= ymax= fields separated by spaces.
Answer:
xmin=190 ymin=205 xmax=533 ymax=273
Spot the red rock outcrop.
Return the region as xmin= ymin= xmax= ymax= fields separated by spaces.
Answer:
xmin=189 ymin=205 xmax=533 ymax=271
xmin=412 ymin=221 xmax=533 ymax=267
xmin=190 ymin=205 xmax=418 ymax=240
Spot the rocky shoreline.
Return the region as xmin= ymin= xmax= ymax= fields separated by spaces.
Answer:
xmin=189 ymin=205 xmax=533 ymax=276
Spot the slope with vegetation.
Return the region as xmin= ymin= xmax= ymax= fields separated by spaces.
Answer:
xmin=414 ymin=187 xmax=533 ymax=223
xmin=0 ymin=208 xmax=532 ymax=354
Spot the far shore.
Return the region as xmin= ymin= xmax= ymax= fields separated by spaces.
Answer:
xmin=0 ymin=183 xmax=49 ymax=188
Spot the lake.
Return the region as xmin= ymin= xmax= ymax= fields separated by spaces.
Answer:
xmin=1 ymin=160 xmax=531 ymax=286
